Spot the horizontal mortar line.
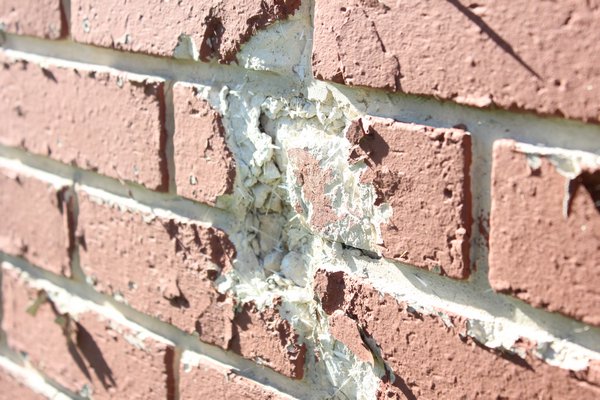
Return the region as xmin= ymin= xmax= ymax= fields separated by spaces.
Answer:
xmin=1 ymin=33 xmax=303 ymax=91
xmin=0 ymin=351 xmax=80 ymax=400
xmin=4 ymin=33 xmax=600 ymax=142
xmin=3 ymin=142 xmax=600 ymax=361
xmin=325 ymin=244 xmax=600 ymax=359
xmin=0 ymin=254 xmax=321 ymax=399
xmin=0 ymin=146 xmax=235 ymax=231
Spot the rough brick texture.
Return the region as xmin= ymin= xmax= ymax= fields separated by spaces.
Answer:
xmin=0 ymin=370 xmax=44 ymax=400
xmin=489 ymin=140 xmax=600 ymax=326
xmin=0 ymin=167 xmax=71 ymax=276
xmin=0 ymin=60 xmax=168 ymax=190
xmin=0 ymin=0 xmax=66 ymax=39
xmin=173 ymin=84 xmax=236 ymax=205
xmin=180 ymin=357 xmax=285 ymax=400
xmin=291 ymin=117 xmax=472 ymax=278
xmin=348 ymin=117 xmax=472 ymax=278
xmin=1 ymin=267 xmax=175 ymax=398
xmin=76 ymin=192 xmax=305 ymax=379
xmin=70 ymin=0 xmax=301 ymax=62
xmin=314 ymin=269 xmax=600 ymax=399
xmin=312 ymin=1 xmax=600 ymax=122
xmin=2 ymin=1 xmax=600 ymax=398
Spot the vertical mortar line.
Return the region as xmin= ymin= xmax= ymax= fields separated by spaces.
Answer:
xmin=305 ymin=0 xmax=316 ymax=85
xmin=0 ymin=258 xmax=5 ymax=348
xmin=164 ymin=80 xmax=177 ymax=195
xmin=68 ymin=183 xmax=86 ymax=284
xmin=468 ymin=129 xmax=498 ymax=289
xmin=168 ymin=346 xmax=182 ymax=400
xmin=60 ymin=0 xmax=71 ymax=39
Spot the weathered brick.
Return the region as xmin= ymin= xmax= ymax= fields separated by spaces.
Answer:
xmin=0 ymin=0 xmax=66 ymax=39
xmin=180 ymin=356 xmax=286 ymax=400
xmin=1 ymin=266 xmax=175 ymax=399
xmin=314 ymin=269 xmax=600 ymax=399
xmin=76 ymin=191 xmax=236 ymax=333
xmin=2 ymin=266 xmax=90 ymax=392
xmin=0 ymin=167 xmax=72 ymax=276
xmin=76 ymin=193 xmax=306 ymax=378
xmin=0 ymin=369 xmax=45 ymax=400
xmin=0 ymin=60 xmax=168 ymax=191
xmin=312 ymin=1 xmax=600 ymax=122
xmin=72 ymin=312 xmax=175 ymax=400
xmin=173 ymin=84 xmax=236 ymax=205
xmin=489 ymin=140 xmax=600 ymax=326
xmin=290 ymin=117 xmax=472 ymax=278
xmin=70 ymin=0 xmax=301 ymax=63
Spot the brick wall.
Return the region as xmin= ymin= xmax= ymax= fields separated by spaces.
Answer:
xmin=1 ymin=1 xmax=599 ymax=399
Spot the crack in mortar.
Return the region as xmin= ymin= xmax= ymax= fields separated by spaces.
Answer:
xmin=3 ymin=0 xmax=600 ymax=396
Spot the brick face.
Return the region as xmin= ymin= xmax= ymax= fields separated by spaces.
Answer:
xmin=70 ymin=0 xmax=301 ymax=62
xmin=179 ymin=357 xmax=286 ymax=400
xmin=312 ymin=1 xmax=600 ymax=122
xmin=0 ymin=0 xmax=65 ymax=39
xmin=290 ymin=117 xmax=472 ymax=278
xmin=76 ymin=191 xmax=236 ymax=333
xmin=2 ymin=266 xmax=92 ymax=392
xmin=1 ymin=267 xmax=175 ymax=399
xmin=0 ymin=370 xmax=44 ymax=400
xmin=76 ymin=192 xmax=306 ymax=379
xmin=489 ymin=140 xmax=600 ymax=326
xmin=0 ymin=167 xmax=72 ymax=276
xmin=2 ymin=1 xmax=600 ymax=397
xmin=173 ymin=84 xmax=236 ymax=205
xmin=314 ymin=269 xmax=600 ymax=399
xmin=0 ymin=60 xmax=168 ymax=191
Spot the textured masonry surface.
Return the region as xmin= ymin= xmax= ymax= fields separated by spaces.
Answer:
xmin=1 ymin=0 xmax=600 ymax=399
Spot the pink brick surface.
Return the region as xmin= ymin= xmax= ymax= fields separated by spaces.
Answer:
xmin=179 ymin=358 xmax=286 ymax=400
xmin=314 ymin=269 xmax=600 ymax=399
xmin=489 ymin=140 xmax=600 ymax=326
xmin=0 ymin=167 xmax=72 ymax=276
xmin=0 ymin=370 xmax=45 ymax=400
xmin=76 ymin=192 xmax=305 ymax=379
xmin=173 ymin=84 xmax=236 ymax=205
xmin=0 ymin=0 xmax=65 ymax=39
xmin=290 ymin=117 xmax=472 ymax=278
xmin=70 ymin=0 xmax=300 ymax=62
xmin=0 ymin=60 xmax=168 ymax=191
xmin=1 ymin=267 xmax=174 ymax=399
xmin=312 ymin=1 xmax=600 ymax=122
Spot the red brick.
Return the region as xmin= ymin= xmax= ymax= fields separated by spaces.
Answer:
xmin=489 ymin=140 xmax=600 ymax=326
xmin=76 ymin=193 xmax=306 ymax=378
xmin=327 ymin=309 xmax=373 ymax=365
xmin=312 ymin=1 xmax=600 ymax=122
xmin=0 ymin=370 xmax=44 ymax=400
xmin=230 ymin=301 xmax=306 ymax=379
xmin=70 ymin=0 xmax=301 ymax=63
xmin=1 ymin=267 xmax=175 ymax=399
xmin=2 ymin=266 xmax=91 ymax=392
xmin=180 ymin=357 xmax=286 ymax=400
xmin=0 ymin=0 xmax=66 ymax=39
xmin=72 ymin=312 xmax=175 ymax=400
xmin=173 ymin=84 xmax=235 ymax=205
xmin=0 ymin=60 xmax=168 ymax=191
xmin=76 ymin=191 xmax=236 ymax=333
xmin=290 ymin=117 xmax=472 ymax=278
xmin=0 ymin=167 xmax=72 ymax=276
xmin=314 ymin=269 xmax=600 ymax=399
